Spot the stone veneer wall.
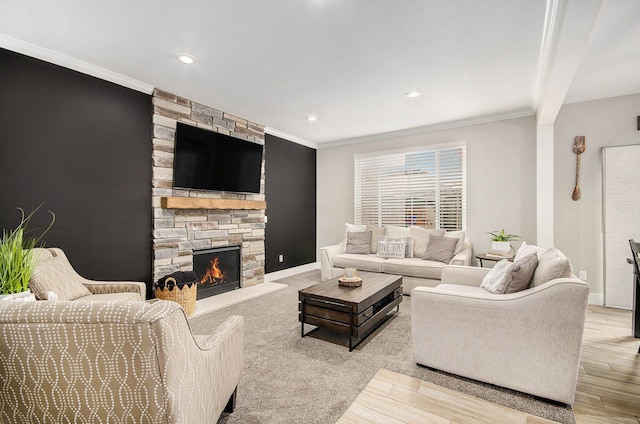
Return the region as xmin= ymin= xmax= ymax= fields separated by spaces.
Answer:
xmin=151 ymin=88 xmax=266 ymax=287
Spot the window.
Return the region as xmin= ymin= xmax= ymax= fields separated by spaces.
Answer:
xmin=354 ymin=143 xmax=466 ymax=230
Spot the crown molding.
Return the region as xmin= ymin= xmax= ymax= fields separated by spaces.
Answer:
xmin=317 ymin=109 xmax=535 ymax=149
xmin=264 ymin=127 xmax=317 ymax=149
xmin=0 ymin=34 xmax=154 ymax=94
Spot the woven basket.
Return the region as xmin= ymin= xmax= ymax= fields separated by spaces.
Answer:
xmin=155 ymin=277 xmax=197 ymax=317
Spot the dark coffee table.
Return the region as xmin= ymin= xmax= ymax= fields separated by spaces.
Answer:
xmin=298 ymin=272 xmax=402 ymax=351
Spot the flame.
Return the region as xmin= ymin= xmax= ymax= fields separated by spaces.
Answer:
xmin=200 ymin=257 xmax=225 ymax=285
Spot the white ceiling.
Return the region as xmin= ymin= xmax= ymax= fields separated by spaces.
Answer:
xmin=0 ymin=0 xmax=638 ymax=147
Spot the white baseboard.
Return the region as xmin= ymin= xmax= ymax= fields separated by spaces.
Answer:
xmin=589 ymin=293 xmax=603 ymax=305
xmin=265 ymin=262 xmax=320 ymax=282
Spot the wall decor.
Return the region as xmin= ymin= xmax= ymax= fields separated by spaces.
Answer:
xmin=572 ymin=136 xmax=586 ymax=201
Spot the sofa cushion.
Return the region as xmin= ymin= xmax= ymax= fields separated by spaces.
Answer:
xmin=423 ymin=235 xmax=458 ymax=263
xmin=344 ymin=231 xmax=372 ymax=254
xmin=367 ymin=225 xmax=386 ymax=254
xmin=376 ymin=240 xmax=406 ymax=259
xmin=333 ymin=254 xmax=386 ymax=273
xmin=480 ymin=259 xmax=512 ymax=293
xmin=409 ymin=227 xmax=446 ymax=258
xmin=501 ymin=253 xmax=538 ymax=294
xmin=382 ymin=258 xmax=446 ymax=280
xmin=532 ymin=247 xmax=573 ymax=287
xmin=434 ymin=284 xmax=490 ymax=295
xmin=29 ymin=256 xmax=92 ymax=301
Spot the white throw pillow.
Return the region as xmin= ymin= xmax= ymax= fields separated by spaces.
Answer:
xmin=385 ymin=225 xmax=410 ymax=238
xmin=480 ymin=259 xmax=512 ymax=293
xmin=532 ymin=247 xmax=573 ymax=287
xmin=376 ymin=240 xmax=406 ymax=259
xmin=514 ymin=241 xmax=545 ymax=261
xmin=444 ymin=230 xmax=465 ymax=254
xmin=381 ymin=236 xmax=414 ymax=258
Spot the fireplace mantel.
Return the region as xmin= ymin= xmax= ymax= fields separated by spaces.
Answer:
xmin=160 ymin=197 xmax=267 ymax=210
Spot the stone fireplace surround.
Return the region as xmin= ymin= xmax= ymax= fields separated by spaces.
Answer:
xmin=151 ymin=88 xmax=266 ymax=290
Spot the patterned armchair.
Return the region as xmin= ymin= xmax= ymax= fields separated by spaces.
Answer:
xmin=0 ymin=299 xmax=244 ymax=423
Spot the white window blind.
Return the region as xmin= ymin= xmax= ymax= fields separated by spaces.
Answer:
xmin=354 ymin=144 xmax=466 ymax=230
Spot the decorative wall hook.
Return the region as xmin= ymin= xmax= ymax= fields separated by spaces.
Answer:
xmin=572 ymin=136 xmax=586 ymax=201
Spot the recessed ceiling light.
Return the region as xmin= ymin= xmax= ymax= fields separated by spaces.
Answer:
xmin=179 ymin=55 xmax=194 ymax=64
xmin=306 ymin=115 xmax=317 ymax=121
xmin=406 ymin=91 xmax=420 ymax=98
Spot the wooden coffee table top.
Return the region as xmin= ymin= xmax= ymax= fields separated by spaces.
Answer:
xmin=299 ymin=272 xmax=402 ymax=307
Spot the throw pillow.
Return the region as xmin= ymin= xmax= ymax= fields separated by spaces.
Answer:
xmin=382 ymin=236 xmax=414 ymax=258
xmin=532 ymin=247 xmax=573 ymax=287
xmin=500 ymin=253 xmax=538 ymax=294
xmin=385 ymin=225 xmax=410 ymax=238
xmin=423 ymin=235 xmax=458 ymax=263
xmin=343 ymin=223 xmax=367 ymax=253
xmin=344 ymin=231 xmax=372 ymax=255
xmin=480 ymin=259 xmax=512 ymax=293
xmin=409 ymin=226 xmax=445 ymax=258
xmin=376 ymin=240 xmax=406 ymax=259
xmin=366 ymin=225 xmax=386 ymax=254
xmin=444 ymin=230 xmax=465 ymax=254
xmin=29 ymin=257 xmax=92 ymax=301
xmin=514 ymin=241 xmax=546 ymax=261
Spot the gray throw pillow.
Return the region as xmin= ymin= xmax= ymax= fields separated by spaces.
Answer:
xmin=367 ymin=225 xmax=386 ymax=254
xmin=423 ymin=235 xmax=458 ymax=263
xmin=344 ymin=231 xmax=372 ymax=254
xmin=500 ymin=253 xmax=538 ymax=294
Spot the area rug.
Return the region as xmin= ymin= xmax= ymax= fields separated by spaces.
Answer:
xmin=189 ymin=270 xmax=575 ymax=424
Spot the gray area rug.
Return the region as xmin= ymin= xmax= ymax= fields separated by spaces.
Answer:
xmin=189 ymin=270 xmax=575 ymax=424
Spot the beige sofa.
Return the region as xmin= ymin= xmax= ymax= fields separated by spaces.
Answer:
xmin=411 ymin=263 xmax=589 ymax=405
xmin=0 ymin=299 xmax=244 ymax=422
xmin=28 ymin=247 xmax=146 ymax=302
xmin=320 ymin=227 xmax=472 ymax=294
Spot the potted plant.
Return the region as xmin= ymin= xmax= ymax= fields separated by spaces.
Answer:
xmin=488 ymin=229 xmax=520 ymax=254
xmin=0 ymin=206 xmax=55 ymax=300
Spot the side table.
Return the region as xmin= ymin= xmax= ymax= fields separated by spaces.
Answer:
xmin=475 ymin=253 xmax=514 ymax=268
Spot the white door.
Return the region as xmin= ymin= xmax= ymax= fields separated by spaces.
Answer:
xmin=603 ymin=144 xmax=640 ymax=309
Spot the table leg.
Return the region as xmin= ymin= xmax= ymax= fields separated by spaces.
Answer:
xmin=300 ymin=298 xmax=305 ymax=338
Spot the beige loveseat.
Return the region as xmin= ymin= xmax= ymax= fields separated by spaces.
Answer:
xmin=0 ymin=299 xmax=244 ymax=422
xmin=411 ymin=256 xmax=589 ymax=405
xmin=28 ymin=247 xmax=146 ymax=302
xmin=320 ymin=225 xmax=472 ymax=294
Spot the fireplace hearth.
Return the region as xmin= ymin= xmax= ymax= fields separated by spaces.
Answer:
xmin=193 ymin=245 xmax=241 ymax=299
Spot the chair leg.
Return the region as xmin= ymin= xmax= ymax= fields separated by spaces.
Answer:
xmin=224 ymin=387 xmax=237 ymax=413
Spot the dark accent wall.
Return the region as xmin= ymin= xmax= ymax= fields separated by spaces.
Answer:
xmin=264 ymin=134 xmax=316 ymax=272
xmin=0 ymin=48 xmax=152 ymax=288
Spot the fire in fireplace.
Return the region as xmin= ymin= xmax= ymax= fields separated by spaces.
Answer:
xmin=193 ymin=245 xmax=241 ymax=299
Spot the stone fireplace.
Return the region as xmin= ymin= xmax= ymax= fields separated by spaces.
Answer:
xmin=151 ymin=88 xmax=266 ymax=294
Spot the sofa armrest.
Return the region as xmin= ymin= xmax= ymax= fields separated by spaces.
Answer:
xmin=83 ymin=281 xmax=147 ymax=301
xmin=449 ymin=239 xmax=472 ymax=266
xmin=440 ymin=265 xmax=489 ymax=287
xmin=320 ymin=240 xmax=346 ymax=282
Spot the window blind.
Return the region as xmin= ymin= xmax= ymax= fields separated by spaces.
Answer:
xmin=354 ymin=144 xmax=466 ymax=230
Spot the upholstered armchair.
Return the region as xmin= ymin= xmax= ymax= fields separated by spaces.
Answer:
xmin=29 ymin=247 xmax=146 ymax=302
xmin=0 ymin=299 xmax=244 ymax=423
xmin=411 ymin=264 xmax=589 ymax=405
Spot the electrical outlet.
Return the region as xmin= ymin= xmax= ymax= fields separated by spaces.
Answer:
xmin=579 ymin=270 xmax=587 ymax=280
xmin=278 ymin=254 xmax=284 ymax=263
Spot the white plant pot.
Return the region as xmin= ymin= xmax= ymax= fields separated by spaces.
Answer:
xmin=491 ymin=241 xmax=511 ymax=253
xmin=0 ymin=290 xmax=35 ymax=302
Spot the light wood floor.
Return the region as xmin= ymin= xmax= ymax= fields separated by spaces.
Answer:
xmin=337 ymin=305 xmax=640 ymax=424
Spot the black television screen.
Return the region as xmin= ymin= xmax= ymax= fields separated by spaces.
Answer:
xmin=173 ymin=122 xmax=263 ymax=193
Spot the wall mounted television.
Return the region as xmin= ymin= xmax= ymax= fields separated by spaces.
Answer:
xmin=173 ymin=122 xmax=263 ymax=194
